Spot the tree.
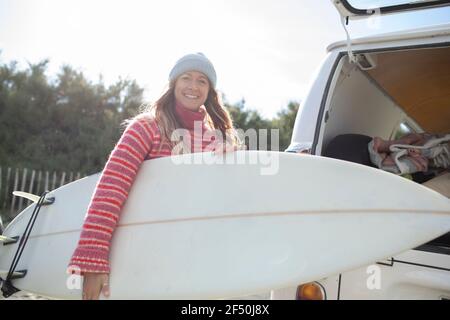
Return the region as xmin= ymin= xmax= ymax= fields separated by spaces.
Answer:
xmin=0 ymin=57 xmax=145 ymax=174
xmin=225 ymin=98 xmax=299 ymax=151
xmin=272 ymin=101 xmax=300 ymax=151
xmin=225 ymin=98 xmax=274 ymax=150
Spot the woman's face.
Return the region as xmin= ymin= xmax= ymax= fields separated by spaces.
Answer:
xmin=174 ymin=71 xmax=210 ymax=111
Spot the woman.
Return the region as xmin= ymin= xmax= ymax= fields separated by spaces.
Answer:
xmin=67 ymin=53 xmax=241 ymax=300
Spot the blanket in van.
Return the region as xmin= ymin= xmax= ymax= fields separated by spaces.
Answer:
xmin=368 ymin=133 xmax=450 ymax=175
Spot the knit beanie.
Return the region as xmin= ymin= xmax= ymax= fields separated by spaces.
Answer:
xmin=169 ymin=52 xmax=217 ymax=88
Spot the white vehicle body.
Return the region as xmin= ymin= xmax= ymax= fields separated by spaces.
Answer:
xmin=272 ymin=0 xmax=450 ymax=300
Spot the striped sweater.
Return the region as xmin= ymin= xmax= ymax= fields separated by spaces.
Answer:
xmin=68 ymin=103 xmax=218 ymax=274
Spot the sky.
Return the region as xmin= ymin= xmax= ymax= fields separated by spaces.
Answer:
xmin=0 ymin=0 xmax=449 ymax=118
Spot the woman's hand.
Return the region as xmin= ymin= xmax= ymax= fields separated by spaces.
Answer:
xmin=82 ymin=272 xmax=110 ymax=300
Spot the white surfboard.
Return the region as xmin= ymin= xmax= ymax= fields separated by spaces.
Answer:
xmin=0 ymin=151 xmax=449 ymax=299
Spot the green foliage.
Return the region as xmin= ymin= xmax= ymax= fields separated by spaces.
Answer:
xmin=225 ymin=99 xmax=299 ymax=151
xmin=272 ymin=101 xmax=300 ymax=151
xmin=225 ymin=98 xmax=273 ymax=150
xmin=0 ymin=57 xmax=143 ymax=175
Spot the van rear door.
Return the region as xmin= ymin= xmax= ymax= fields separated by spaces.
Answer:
xmin=332 ymin=0 xmax=450 ymax=19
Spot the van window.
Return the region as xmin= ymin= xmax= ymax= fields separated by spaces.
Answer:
xmin=391 ymin=121 xmax=414 ymax=140
xmin=345 ymin=0 xmax=445 ymax=11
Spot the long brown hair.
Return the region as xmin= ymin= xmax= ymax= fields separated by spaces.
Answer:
xmin=126 ymin=80 xmax=241 ymax=151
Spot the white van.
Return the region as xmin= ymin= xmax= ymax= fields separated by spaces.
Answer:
xmin=272 ymin=0 xmax=450 ymax=300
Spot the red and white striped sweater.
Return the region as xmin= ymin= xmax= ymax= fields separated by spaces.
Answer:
xmin=68 ymin=103 xmax=218 ymax=274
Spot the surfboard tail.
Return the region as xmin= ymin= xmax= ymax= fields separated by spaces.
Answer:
xmin=0 ymin=191 xmax=52 ymax=299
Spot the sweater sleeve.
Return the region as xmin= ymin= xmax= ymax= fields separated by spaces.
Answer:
xmin=67 ymin=118 xmax=156 ymax=274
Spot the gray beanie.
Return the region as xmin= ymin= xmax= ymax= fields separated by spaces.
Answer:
xmin=169 ymin=52 xmax=217 ymax=88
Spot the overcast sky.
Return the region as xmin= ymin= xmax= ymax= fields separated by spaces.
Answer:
xmin=1 ymin=0 xmax=449 ymax=118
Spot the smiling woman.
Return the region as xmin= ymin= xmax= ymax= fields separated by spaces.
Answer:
xmin=66 ymin=52 xmax=242 ymax=300
xmin=174 ymin=72 xmax=210 ymax=111
xmin=169 ymin=53 xmax=216 ymax=111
